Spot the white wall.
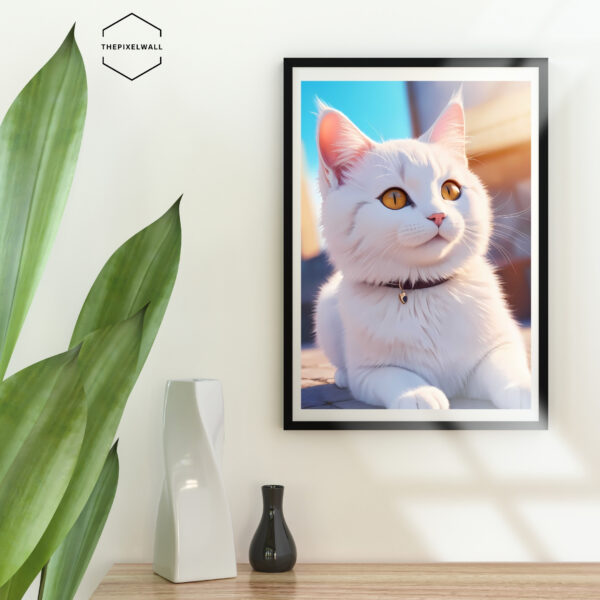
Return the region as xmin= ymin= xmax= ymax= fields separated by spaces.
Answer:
xmin=2 ymin=0 xmax=599 ymax=598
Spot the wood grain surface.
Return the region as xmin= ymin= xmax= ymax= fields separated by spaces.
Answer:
xmin=92 ymin=563 xmax=600 ymax=599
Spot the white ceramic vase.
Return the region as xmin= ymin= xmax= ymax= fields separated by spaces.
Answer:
xmin=153 ymin=379 xmax=237 ymax=583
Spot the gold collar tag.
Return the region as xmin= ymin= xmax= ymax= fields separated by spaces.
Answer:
xmin=398 ymin=283 xmax=408 ymax=305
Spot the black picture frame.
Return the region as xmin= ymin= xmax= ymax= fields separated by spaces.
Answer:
xmin=284 ymin=58 xmax=548 ymax=430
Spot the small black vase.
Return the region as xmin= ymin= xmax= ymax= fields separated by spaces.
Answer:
xmin=249 ymin=484 xmax=296 ymax=572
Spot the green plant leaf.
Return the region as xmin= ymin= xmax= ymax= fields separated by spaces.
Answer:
xmin=0 ymin=311 xmax=143 ymax=599
xmin=0 ymin=348 xmax=86 ymax=587
xmin=71 ymin=198 xmax=182 ymax=366
xmin=1 ymin=200 xmax=181 ymax=598
xmin=39 ymin=443 xmax=119 ymax=600
xmin=0 ymin=26 xmax=87 ymax=379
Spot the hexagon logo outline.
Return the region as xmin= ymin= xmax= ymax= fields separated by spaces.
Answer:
xmin=101 ymin=13 xmax=163 ymax=81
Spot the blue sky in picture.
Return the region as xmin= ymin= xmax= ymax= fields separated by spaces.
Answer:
xmin=301 ymin=81 xmax=413 ymax=182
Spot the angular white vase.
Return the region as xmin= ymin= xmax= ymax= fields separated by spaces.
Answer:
xmin=153 ymin=379 xmax=237 ymax=582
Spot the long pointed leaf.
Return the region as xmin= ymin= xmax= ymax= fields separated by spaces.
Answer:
xmin=0 ymin=349 xmax=86 ymax=587
xmin=71 ymin=198 xmax=182 ymax=365
xmin=0 ymin=27 xmax=87 ymax=378
xmin=39 ymin=443 xmax=119 ymax=600
xmin=0 ymin=311 xmax=144 ymax=599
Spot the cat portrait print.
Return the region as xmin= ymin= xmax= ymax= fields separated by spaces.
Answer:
xmin=314 ymin=94 xmax=531 ymax=410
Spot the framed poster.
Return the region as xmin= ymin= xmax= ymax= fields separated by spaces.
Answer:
xmin=284 ymin=58 xmax=548 ymax=430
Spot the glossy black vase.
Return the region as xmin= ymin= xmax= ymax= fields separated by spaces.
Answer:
xmin=249 ymin=485 xmax=296 ymax=572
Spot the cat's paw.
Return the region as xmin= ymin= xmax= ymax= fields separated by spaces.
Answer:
xmin=334 ymin=368 xmax=348 ymax=388
xmin=388 ymin=386 xmax=450 ymax=410
xmin=492 ymin=384 xmax=531 ymax=409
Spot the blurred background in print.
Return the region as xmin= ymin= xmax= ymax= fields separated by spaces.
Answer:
xmin=300 ymin=80 xmax=532 ymax=409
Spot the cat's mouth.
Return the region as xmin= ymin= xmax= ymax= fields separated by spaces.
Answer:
xmin=399 ymin=227 xmax=461 ymax=252
xmin=420 ymin=232 xmax=448 ymax=246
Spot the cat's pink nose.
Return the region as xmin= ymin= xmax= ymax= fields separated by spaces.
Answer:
xmin=427 ymin=212 xmax=446 ymax=227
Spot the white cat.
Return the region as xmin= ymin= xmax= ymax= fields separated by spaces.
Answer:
xmin=314 ymin=94 xmax=531 ymax=409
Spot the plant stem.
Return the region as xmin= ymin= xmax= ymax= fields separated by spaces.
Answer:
xmin=37 ymin=566 xmax=47 ymax=600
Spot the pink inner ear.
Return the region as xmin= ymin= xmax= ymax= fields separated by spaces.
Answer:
xmin=429 ymin=102 xmax=466 ymax=157
xmin=318 ymin=111 xmax=345 ymax=171
xmin=318 ymin=110 xmax=371 ymax=183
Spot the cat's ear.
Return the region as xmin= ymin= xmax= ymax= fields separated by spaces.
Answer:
xmin=317 ymin=102 xmax=373 ymax=189
xmin=420 ymin=93 xmax=466 ymax=163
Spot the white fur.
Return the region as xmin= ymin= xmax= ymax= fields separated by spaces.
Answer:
xmin=315 ymin=97 xmax=531 ymax=409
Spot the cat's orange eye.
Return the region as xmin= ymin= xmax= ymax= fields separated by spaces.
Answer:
xmin=441 ymin=180 xmax=461 ymax=201
xmin=379 ymin=188 xmax=408 ymax=210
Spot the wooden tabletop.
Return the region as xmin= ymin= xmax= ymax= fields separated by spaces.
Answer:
xmin=92 ymin=563 xmax=600 ymax=599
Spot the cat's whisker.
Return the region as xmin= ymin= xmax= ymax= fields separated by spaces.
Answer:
xmin=491 ymin=191 xmax=515 ymax=210
xmin=487 ymin=239 xmax=517 ymax=272
xmin=460 ymin=235 xmax=480 ymax=255
xmin=493 ymin=220 xmax=530 ymax=233
xmin=491 ymin=231 xmax=530 ymax=251
xmin=490 ymin=227 xmax=530 ymax=249
xmin=494 ymin=208 xmax=531 ymax=222
xmin=462 ymin=223 xmax=523 ymax=267
xmin=492 ymin=224 xmax=529 ymax=240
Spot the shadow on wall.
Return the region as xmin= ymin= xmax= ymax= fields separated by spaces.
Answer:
xmin=274 ymin=420 xmax=600 ymax=563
